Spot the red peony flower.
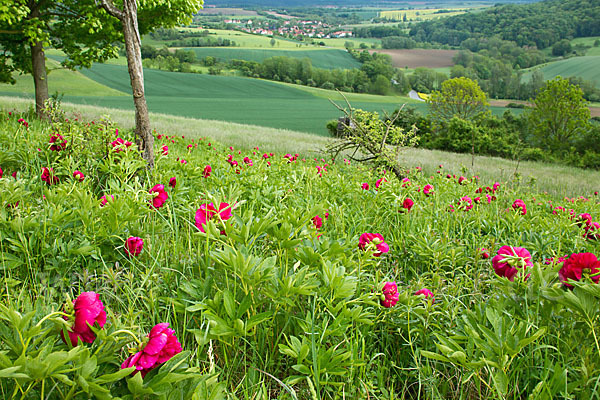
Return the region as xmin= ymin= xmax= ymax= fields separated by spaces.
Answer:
xmin=49 ymin=132 xmax=67 ymax=151
xmin=401 ymin=198 xmax=414 ymax=212
xmin=41 ymin=167 xmax=59 ymax=185
xmin=73 ymin=170 xmax=85 ymax=182
xmin=0 ymin=167 xmax=3 ymax=178
xmin=492 ymin=246 xmax=533 ymax=281
xmin=312 ymin=215 xmax=323 ymax=229
xmin=99 ymin=194 xmax=114 ymax=207
xmin=415 ymin=288 xmax=435 ymax=303
xmin=149 ymin=184 xmax=168 ymax=209
xmin=203 ymin=165 xmax=212 ymax=178
xmin=168 ymin=177 xmax=176 ymax=188
xmin=480 ymin=248 xmax=490 ymax=259
xmin=358 ymin=233 xmax=389 ymax=257
xmin=559 ymin=253 xmax=600 ymax=288
xmin=576 ymin=213 xmax=592 ymax=227
xmin=380 ymin=282 xmax=399 ymax=308
xmin=195 ymin=202 xmax=233 ymax=233
xmin=361 ymin=182 xmax=370 ymax=190
xmin=125 ymin=237 xmax=144 ymax=257
xmin=375 ymin=177 xmax=386 ymax=189
xmin=111 ymin=137 xmax=133 ymax=152
xmin=512 ymin=199 xmax=527 ymax=215
xmin=161 ymin=145 xmax=168 ymax=156
xmin=121 ymin=323 xmax=182 ymax=378
xmin=61 ymin=292 xmax=107 ymax=346
xmin=457 ymin=196 xmax=473 ymax=211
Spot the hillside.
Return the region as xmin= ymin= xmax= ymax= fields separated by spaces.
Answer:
xmin=409 ymin=0 xmax=600 ymax=48
xmin=522 ymin=56 xmax=600 ymax=85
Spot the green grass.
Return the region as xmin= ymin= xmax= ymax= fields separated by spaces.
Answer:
xmin=522 ymin=56 xmax=600 ymax=85
xmin=184 ymin=47 xmax=362 ymax=70
xmin=571 ymin=36 xmax=600 ymax=56
xmin=1 ymin=95 xmax=592 ymax=196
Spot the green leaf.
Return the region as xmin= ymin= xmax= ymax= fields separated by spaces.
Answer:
xmin=0 ymin=366 xmax=28 ymax=379
xmin=97 ymin=367 xmax=136 ymax=383
xmin=222 ymin=290 xmax=235 ymax=320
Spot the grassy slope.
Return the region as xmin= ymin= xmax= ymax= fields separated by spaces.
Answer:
xmin=522 ymin=56 xmax=600 ymax=85
xmin=184 ymin=47 xmax=362 ymax=69
xmin=1 ymin=95 xmax=597 ymax=197
xmin=0 ymin=60 xmax=512 ymax=135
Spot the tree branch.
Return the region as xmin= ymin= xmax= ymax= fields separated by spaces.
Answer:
xmin=97 ymin=0 xmax=124 ymax=20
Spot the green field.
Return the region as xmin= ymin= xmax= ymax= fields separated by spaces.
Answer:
xmin=1 ymin=60 xmax=513 ymax=135
xmin=522 ymin=56 xmax=600 ymax=85
xmin=184 ymin=47 xmax=362 ymax=69
xmin=571 ymin=36 xmax=600 ymax=56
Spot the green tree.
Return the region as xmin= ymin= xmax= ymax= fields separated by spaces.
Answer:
xmin=528 ymin=76 xmax=591 ymax=152
xmin=0 ymin=1 xmax=121 ymax=116
xmin=427 ymin=77 xmax=490 ymax=122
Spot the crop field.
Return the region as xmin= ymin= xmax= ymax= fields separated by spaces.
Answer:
xmin=1 ymin=61 xmax=515 ymax=135
xmin=195 ymin=7 xmax=259 ymax=16
xmin=523 ymin=56 xmax=600 ymax=85
xmin=379 ymin=8 xmax=470 ymax=21
xmin=184 ymin=47 xmax=362 ymax=69
xmin=316 ymin=37 xmax=382 ymax=49
xmin=152 ymin=28 xmax=304 ymax=49
xmin=370 ymin=49 xmax=457 ymax=69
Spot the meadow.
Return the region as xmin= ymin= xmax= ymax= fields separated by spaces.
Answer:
xmin=1 ymin=101 xmax=600 ymax=399
xmin=378 ymin=7 xmax=472 ymax=21
xmin=184 ymin=48 xmax=362 ymax=70
xmin=522 ymin=56 xmax=600 ymax=85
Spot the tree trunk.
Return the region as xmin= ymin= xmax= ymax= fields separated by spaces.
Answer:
xmin=121 ymin=0 xmax=154 ymax=169
xmin=31 ymin=40 xmax=49 ymax=118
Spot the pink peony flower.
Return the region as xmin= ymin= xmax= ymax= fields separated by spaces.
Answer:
xmin=168 ymin=177 xmax=176 ymax=188
xmin=61 ymin=292 xmax=107 ymax=346
xmin=0 ymin=167 xmax=2 ymax=178
xmin=195 ymin=202 xmax=233 ymax=233
xmin=358 ymin=233 xmax=389 ymax=257
xmin=380 ymin=282 xmax=399 ymax=308
xmin=149 ymin=184 xmax=168 ymax=209
xmin=576 ymin=213 xmax=592 ymax=227
xmin=457 ymin=196 xmax=473 ymax=211
xmin=493 ymin=182 xmax=500 ymax=192
xmin=423 ymin=184 xmax=434 ymax=196
xmin=312 ymin=215 xmax=323 ymax=229
xmin=161 ymin=145 xmax=168 ymax=156
xmin=492 ymin=246 xmax=533 ymax=281
xmin=458 ymin=176 xmax=467 ymax=185
xmin=585 ymin=222 xmax=600 ymax=240
xmin=73 ymin=170 xmax=85 ymax=182
xmin=99 ymin=194 xmax=114 ymax=207
xmin=111 ymin=137 xmax=133 ymax=152
xmin=375 ymin=177 xmax=386 ymax=189
xmin=361 ymin=182 xmax=370 ymax=190
xmin=121 ymin=323 xmax=182 ymax=378
xmin=125 ymin=237 xmax=144 ymax=257
xmin=41 ymin=167 xmax=59 ymax=185
xmin=415 ymin=288 xmax=435 ymax=303
xmin=512 ymin=199 xmax=527 ymax=215
xmin=558 ymin=253 xmax=600 ymax=288
xmin=203 ymin=165 xmax=212 ymax=178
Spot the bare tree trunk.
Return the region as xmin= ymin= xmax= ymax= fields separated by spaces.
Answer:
xmin=100 ymin=0 xmax=154 ymax=169
xmin=31 ymin=40 xmax=49 ymax=118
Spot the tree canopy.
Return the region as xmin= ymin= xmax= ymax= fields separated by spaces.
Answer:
xmin=427 ymin=77 xmax=490 ymax=123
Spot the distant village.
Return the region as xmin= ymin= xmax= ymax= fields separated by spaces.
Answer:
xmin=222 ymin=18 xmax=353 ymax=39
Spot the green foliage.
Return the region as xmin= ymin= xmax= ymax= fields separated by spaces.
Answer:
xmin=528 ymin=76 xmax=591 ymax=153
xmin=427 ymin=77 xmax=490 ymax=123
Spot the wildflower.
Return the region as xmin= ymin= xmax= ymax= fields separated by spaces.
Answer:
xmin=41 ymin=167 xmax=59 ymax=185
xmin=49 ymin=132 xmax=67 ymax=151
xmin=493 ymin=182 xmax=501 ymax=192
xmin=121 ymin=323 xmax=182 ymax=378
xmin=243 ymin=157 xmax=253 ymax=166
xmin=512 ymin=199 xmax=527 ymax=215
xmin=125 ymin=237 xmax=144 ymax=257
xmin=161 ymin=145 xmax=168 ymax=155
xmin=312 ymin=215 xmax=323 ymax=229
xmin=380 ymin=282 xmax=399 ymax=308
xmin=111 ymin=137 xmax=133 ymax=152
xmin=423 ymin=184 xmax=434 ymax=196
xmin=492 ymin=246 xmax=533 ymax=281
xmin=480 ymin=248 xmax=490 ymax=259
xmin=203 ymin=165 xmax=212 ymax=178
xmin=375 ymin=177 xmax=386 ymax=189
xmin=61 ymin=292 xmax=106 ymax=346
xmin=585 ymin=222 xmax=600 ymax=240
xmin=361 ymin=183 xmax=370 ymax=190
xmin=457 ymin=196 xmax=473 ymax=211
xmin=195 ymin=202 xmax=233 ymax=233
xmin=401 ymin=198 xmax=414 ymax=212
xmin=415 ymin=288 xmax=435 ymax=303
xmin=99 ymin=194 xmax=113 ymax=207
xmin=73 ymin=170 xmax=85 ymax=182
xmin=458 ymin=176 xmax=467 ymax=185
xmin=169 ymin=177 xmax=176 ymax=188
xmin=149 ymin=184 xmax=168 ymax=209
xmin=576 ymin=213 xmax=592 ymax=227
xmin=558 ymin=253 xmax=600 ymax=288
xmin=0 ymin=167 xmax=3 ymax=178
xmin=358 ymin=233 xmax=389 ymax=257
